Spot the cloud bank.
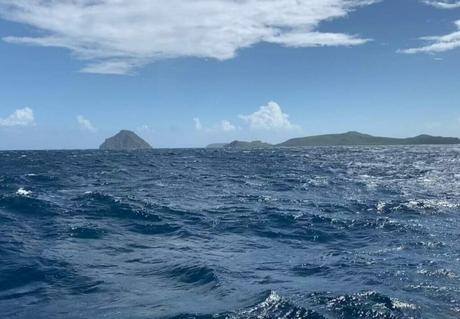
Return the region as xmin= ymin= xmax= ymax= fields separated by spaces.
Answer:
xmin=0 ymin=0 xmax=375 ymax=74
xmin=0 ymin=107 xmax=35 ymax=127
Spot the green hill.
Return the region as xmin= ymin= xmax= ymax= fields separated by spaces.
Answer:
xmin=277 ymin=131 xmax=460 ymax=147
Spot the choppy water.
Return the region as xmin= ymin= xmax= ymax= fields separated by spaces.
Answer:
xmin=0 ymin=147 xmax=459 ymax=319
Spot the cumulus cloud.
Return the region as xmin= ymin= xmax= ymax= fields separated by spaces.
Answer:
xmin=400 ymin=20 xmax=460 ymax=54
xmin=239 ymin=101 xmax=299 ymax=131
xmin=77 ymin=115 xmax=97 ymax=132
xmin=423 ymin=1 xmax=460 ymax=9
xmin=0 ymin=0 xmax=375 ymax=74
xmin=0 ymin=107 xmax=35 ymax=127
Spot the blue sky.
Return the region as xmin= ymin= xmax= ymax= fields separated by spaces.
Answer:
xmin=0 ymin=0 xmax=459 ymax=149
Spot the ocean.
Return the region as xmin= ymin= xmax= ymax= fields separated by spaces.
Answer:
xmin=0 ymin=146 xmax=459 ymax=318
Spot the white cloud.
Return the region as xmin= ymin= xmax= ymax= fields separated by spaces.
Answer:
xmin=193 ymin=117 xmax=203 ymax=131
xmin=0 ymin=107 xmax=35 ymax=127
xmin=80 ymin=60 xmax=143 ymax=76
xmin=400 ymin=20 xmax=460 ymax=54
xmin=423 ymin=1 xmax=460 ymax=9
xmin=0 ymin=0 xmax=375 ymax=75
xmin=239 ymin=101 xmax=299 ymax=131
xmin=266 ymin=31 xmax=369 ymax=47
xmin=402 ymin=2 xmax=460 ymax=54
xmin=194 ymin=117 xmax=237 ymax=133
xmin=77 ymin=115 xmax=97 ymax=132
xmin=220 ymin=120 xmax=237 ymax=132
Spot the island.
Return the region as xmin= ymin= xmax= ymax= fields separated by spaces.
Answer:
xmin=206 ymin=143 xmax=228 ymax=149
xmin=224 ymin=140 xmax=272 ymax=149
xmin=99 ymin=130 xmax=152 ymax=150
xmin=208 ymin=131 xmax=460 ymax=148
xmin=278 ymin=131 xmax=460 ymax=147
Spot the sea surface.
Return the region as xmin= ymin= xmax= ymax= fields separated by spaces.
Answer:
xmin=0 ymin=147 xmax=459 ymax=319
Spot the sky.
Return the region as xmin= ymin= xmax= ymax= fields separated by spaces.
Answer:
xmin=0 ymin=0 xmax=459 ymax=149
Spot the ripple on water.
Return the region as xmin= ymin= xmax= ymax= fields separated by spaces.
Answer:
xmin=163 ymin=263 xmax=220 ymax=287
xmin=73 ymin=192 xmax=161 ymax=221
xmin=69 ymin=225 xmax=107 ymax=239
xmin=129 ymin=222 xmax=182 ymax=235
xmin=0 ymin=195 xmax=59 ymax=216
xmin=0 ymin=257 xmax=104 ymax=299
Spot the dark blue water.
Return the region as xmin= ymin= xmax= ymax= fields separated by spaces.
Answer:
xmin=0 ymin=147 xmax=459 ymax=318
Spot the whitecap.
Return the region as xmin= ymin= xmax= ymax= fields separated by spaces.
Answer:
xmin=392 ymin=299 xmax=418 ymax=310
xmin=417 ymin=268 xmax=457 ymax=279
xmin=377 ymin=201 xmax=386 ymax=212
xmin=16 ymin=188 xmax=32 ymax=196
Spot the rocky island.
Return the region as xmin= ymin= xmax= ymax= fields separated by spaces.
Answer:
xmin=99 ymin=130 xmax=152 ymax=150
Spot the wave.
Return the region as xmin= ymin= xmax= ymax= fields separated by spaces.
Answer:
xmin=376 ymin=199 xmax=460 ymax=215
xmin=162 ymin=263 xmax=220 ymax=287
xmin=73 ymin=192 xmax=161 ymax=221
xmin=69 ymin=225 xmax=107 ymax=239
xmin=0 ymin=194 xmax=59 ymax=216
xmin=292 ymin=263 xmax=331 ymax=277
xmin=0 ymin=257 xmax=103 ymax=300
xmin=313 ymin=290 xmax=420 ymax=319
xmin=129 ymin=222 xmax=181 ymax=235
xmin=416 ymin=268 xmax=457 ymax=279
xmin=23 ymin=173 xmax=59 ymax=184
xmin=169 ymin=291 xmax=325 ymax=319
xmin=168 ymin=289 xmax=421 ymax=319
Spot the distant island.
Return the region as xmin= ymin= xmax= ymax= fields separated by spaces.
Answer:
xmin=278 ymin=131 xmax=460 ymax=147
xmin=206 ymin=143 xmax=228 ymax=149
xmin=100 ymin=130 xmax=152 ymax=150
xmin=224 ymin=140 xmax=272 ymax=149
xmin=207 ymin=131 xmax=460 ymax=149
